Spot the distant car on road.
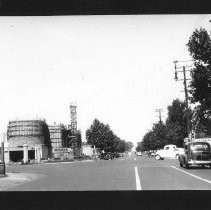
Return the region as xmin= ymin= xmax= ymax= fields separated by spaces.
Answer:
xmin=136 ymin=152 xmax=142 ymax=156
xmin=113 ymin=153 xmax=121 ymax=158
xmin=147 ymin=151 xmax=156 ymax=157
xmin=82 ymin=154 xmax=91 ymax=160
xmin=100 ymin=153 xmax=113 ymax=160
xmin=179 ymin=141 xmax=211 ymax=169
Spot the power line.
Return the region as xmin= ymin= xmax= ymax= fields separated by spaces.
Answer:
xmin=155 ymin=109 xmax=164 ymax=124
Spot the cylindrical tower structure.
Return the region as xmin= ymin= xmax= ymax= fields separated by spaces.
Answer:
xmin=7 ymin=120 xmax=51 ymax=147
xmin=6 ymin=120 xmax=51 ymax=163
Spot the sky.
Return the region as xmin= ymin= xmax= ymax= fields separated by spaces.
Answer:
xmin=1 ymin=15 xmax=211 ymax=145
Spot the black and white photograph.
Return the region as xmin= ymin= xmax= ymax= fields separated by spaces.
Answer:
xmin=0 ymin=6 xmax=211 ymax=209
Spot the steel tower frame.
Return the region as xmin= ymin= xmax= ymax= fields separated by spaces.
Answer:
xmin=70 ymin=102 xmax=78 ymax=155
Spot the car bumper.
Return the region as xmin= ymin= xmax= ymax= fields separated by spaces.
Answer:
xmin=188 ymin=160 xmax=211 ymax=164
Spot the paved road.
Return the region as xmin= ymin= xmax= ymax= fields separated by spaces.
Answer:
xmin=2 ymin=154 xmax=211 ymax=190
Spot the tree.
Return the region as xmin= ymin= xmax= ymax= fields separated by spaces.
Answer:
xmin=86 ymin=118 xmax=134 ymax=153
xmin=141 ymin=130 xmax=155 ymax=151
xmin=76 ymin=130 xmax=82 ymax=148
xmin=62 ymin=129 xmax=70 ymax=148
xmin=187 ymin=28 xmax=211 ymax=136
xmin=141 ymin=99 xmax=192 ymax=150
xmin=140 ymin=123 xmax=167 ymax=152
xmin=86 ymin=119 xmax=116 ymax=152
xmin=136 ymin=142 xmax=143 ymax=152
xmin=165 ymin=99 xmax=192 ymax=147
xmin=125 ymin=141 xmax=134 ymax=152
xmin=113 ymin=137 xmax=126 ymax=153
xmin=192 ymin=105 xmax=211 ymax=137
xmin=151 ymin=122 xmax=167 ymax=149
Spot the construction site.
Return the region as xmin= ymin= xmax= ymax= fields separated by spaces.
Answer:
xmin=6 ymin=119 xmax=51 ymax=163
xmin=1 ymin=103 xmax=82 ymax=164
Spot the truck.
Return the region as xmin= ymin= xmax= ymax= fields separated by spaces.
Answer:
xmin=178 ymin=141 xmax=211 ymax=169
xmin=155 ymin=144 xmax=184 ymax=160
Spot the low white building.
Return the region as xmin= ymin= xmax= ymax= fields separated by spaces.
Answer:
xmin=82 ymin=143 xmax=94 ymax=156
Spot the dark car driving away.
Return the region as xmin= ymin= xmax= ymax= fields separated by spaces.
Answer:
xmin=179 ymin=141 xmax=211 ymax=169
xmin=100 ymin=153 xmax=112 ymax=160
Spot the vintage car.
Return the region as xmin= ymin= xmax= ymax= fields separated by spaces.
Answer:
xmin=155 ymin=145 xmax=184 ymax=160
xmin=100 ymin=153 xmax=113 ymax=160
xmin=136 ymin=152 xmax=142 ymax=156
xmin=179 ymin=141 xmax=211 ymax=169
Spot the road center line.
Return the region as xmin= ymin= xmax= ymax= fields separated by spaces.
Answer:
xmin=135 ymin=166 xmax=142 ymax=190
xmin=171 ymin=166 xmax=211 ymax=185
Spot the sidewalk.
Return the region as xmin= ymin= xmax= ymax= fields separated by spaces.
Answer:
xmin=0 ymin=172 xmax=44 ymax=191
xmin=0 ymin=159 xmax=94 ymax=190
xmin=42 ymin=159 xmax=94 ymax=164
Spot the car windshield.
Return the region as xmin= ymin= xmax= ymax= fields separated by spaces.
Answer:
xmin=190 ymin=143 xmax=210 ymax=151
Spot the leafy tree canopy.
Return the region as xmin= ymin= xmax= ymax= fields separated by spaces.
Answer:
xmin=124 ymin=141 xmax=134 ymax=152
xmin=187 ymin=28 xmax=211 ymax=136
xmin=86 ymin=118 xmax=132 ymax=153
xmin=136 ymin=141 xmax=144 ymax=152
xmin=141 ymin=99 xmax=192 ymax=150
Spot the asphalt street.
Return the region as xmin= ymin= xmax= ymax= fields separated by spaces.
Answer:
xmin=2 ymin=153 xmax=211 ymax=190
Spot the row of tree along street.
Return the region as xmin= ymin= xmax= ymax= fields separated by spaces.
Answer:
xmin=136 ymin=27 xmax=211 ymax=152
xmin=86 ymin=119 xmax=133 ymax=153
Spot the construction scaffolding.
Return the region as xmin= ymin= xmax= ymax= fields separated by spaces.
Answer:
xmin=49 ymin=124 xmax=64 ymax=148
xmin=70 ymin=102 xmax=81 ymax=157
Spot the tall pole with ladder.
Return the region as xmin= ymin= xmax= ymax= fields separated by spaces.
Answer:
xmin=155 ymin=109 xmax=164 ymax=124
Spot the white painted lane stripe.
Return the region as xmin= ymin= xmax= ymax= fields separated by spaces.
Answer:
xmin=171 ymin=166 xmax=211 ymax=185
xmin=135 ymin=166 xmax=142 ymax=190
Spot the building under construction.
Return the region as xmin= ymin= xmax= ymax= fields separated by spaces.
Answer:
xmin=49 ymin=123 xmax=73 ymax=160
xmin=5 ymin=120 xmax=52 ymax=163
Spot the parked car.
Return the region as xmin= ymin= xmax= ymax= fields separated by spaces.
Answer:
xmin=147 ymin=151 xmax=156 ymax=157
xmin=179 ymin=141 xmax=211 ymax=169
xmin=82 ymin=154 xmax=91 ymax=160
xmin=136 ymin=152 xmax=142 ymax=156
xmin=100 ymin=153 xmax=112 ymax=160
xmin=113 ymin=153 xmax=121 ymax=158
xmin=91 ymin=154 xmax=100 ymax=160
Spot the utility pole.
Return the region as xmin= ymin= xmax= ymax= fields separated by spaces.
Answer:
xmin=183 ymin=66 xmax=190 ymax=138
xmin=174 ymin=60 xmax=192 ymax=140
xmin=155 ymin=109 xmax=164 ymax=124
xmin=0 ymin=138 xmax=5 ymax=175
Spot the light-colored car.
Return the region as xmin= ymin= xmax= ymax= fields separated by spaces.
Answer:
xmin=155 ymin=144 xmax=184 ymax=160
xmin=136 ymin=152 xmax=142 ymax=156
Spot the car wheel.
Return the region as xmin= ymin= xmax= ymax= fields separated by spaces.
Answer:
xmin=179 ymin=158 xmax=183 ymax=167
xmin=175 ymin=154 xmax=179 ymax=159
xmin=155 ymin=155 xmax=161 ymax=160
xmin=184 ymin=159 xmax=189 ymax=169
